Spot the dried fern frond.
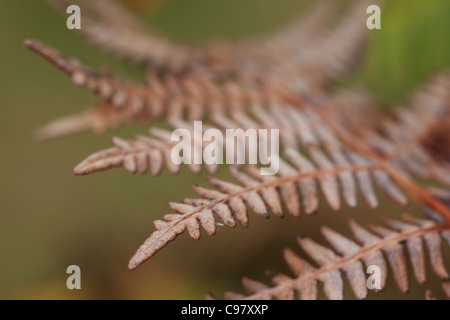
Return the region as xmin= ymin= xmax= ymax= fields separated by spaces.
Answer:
xmin=128 ymin=149 xmax=409 ymax=269
xmin=44 ymin=0 xmax=191 ymax=69
xmin=24 ymin=39 xmax=267 ymax=140
xmin=444 ymin=280 xmax=450 ymax=299
xmin=352 ymin=71 xmax=450 ymax=185
xmin=72 ymin=89 xmax=376 ymax=176
xmin=425 ymin=290 xmax=438 ymax=300
xmin=33 ymin=102 xmax=138 ymax=142
xmin=25 ymin=39 xmax=268 ymax=140
xmin=322 ymin=88 xmax=380 ymax=135
xmin=24 ymin=39 xmax=151 ymax=140
xmin=209 ymin=215 xmax=450 ymax=300
xmin=27 ymin=0 xmax=372 ymax=141
xmin=28 ymin=37 xmax=450 ymax=273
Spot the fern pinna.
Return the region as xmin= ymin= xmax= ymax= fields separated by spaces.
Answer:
xmin=27 ymin=0 xmax=450 ymax=299
xmin=208 ymin=215 xmax=450 ymax=300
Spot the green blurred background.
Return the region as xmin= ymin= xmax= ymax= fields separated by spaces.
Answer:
xmin=0 ymin=0 xmax=449 ymax=299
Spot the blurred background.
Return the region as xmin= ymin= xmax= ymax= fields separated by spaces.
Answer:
xmin=1 ymin=0 xmax=450 ymax=299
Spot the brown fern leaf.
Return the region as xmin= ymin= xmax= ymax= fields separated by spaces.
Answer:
xmin=25 ymin=39 xmax=272 ymax=141
xmin=29 ymin=0 xmax=372 ymax=140
xmin=43 ymin=0 xmax=191 ymax=70
xmin=322 ymin=88 xmax=380 ymax=136
xmin=24 ymin=39 xmax=152 ymax=140
xmin=73 ymin=127 xmax=219 ymax=176
xmin=73 ymin=89 xmax=381 ymax=181
xmin=425 ymin=290 xmax=437 ymax=300
xmin=354 ymin=71 xmax=450 ymax=186
xmin=231 ymin=0 xmax=336 ymax=63
xmin=34 ymin=102 xmax=139 ymax=142
xmin=424 ymin=284 xmax=450 ymax=300
xmin=128 ymin=147 xmax=408 ymax=269
xmin=428 ymin=280 xmax=450 ymax=300
xmin=31 ymin=1 xmax=450 ymax=290
xmin=74 ymin=89 xmax=408 ymax=216
xmin=43 ymin=0 xmax=342 ymax=75
xmin=211 ymin=215 xmax=450 ymax=300
xmin=412 ymin=72 xmax=450 ymax=165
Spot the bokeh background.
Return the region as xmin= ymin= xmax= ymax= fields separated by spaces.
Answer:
xmin=1 ymin=0 xmax=450 ymax=299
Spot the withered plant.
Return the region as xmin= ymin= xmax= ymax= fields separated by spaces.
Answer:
xmin=26 ymin=0 xmax=450 ymax=299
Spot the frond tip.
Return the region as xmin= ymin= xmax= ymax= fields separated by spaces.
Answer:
xmin=215 ymin=215 xmax=450 ymax=300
